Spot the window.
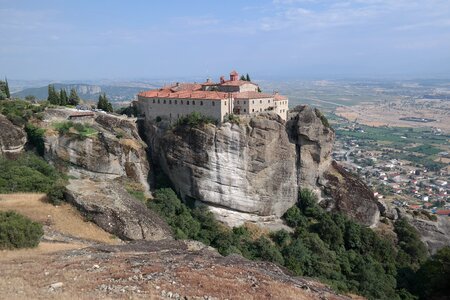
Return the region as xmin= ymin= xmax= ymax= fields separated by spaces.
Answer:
xmin=252 ymin=109 xmax=254 ymax=112
xmin=163 ymin=100 xmax=166 ymax=104
xmin=237 ymin=100 xmax=240 ymax=104
xmin=252 ymin=100 xmax=254 ymax=104
xmin=175 ymin=100 xmax=177 ymax=104
xmin=244 ymin=101 xmax=246 ymax=104
xmin=224 ymin=101 xmax=227 ymax=105
xmin=260 ymin=100 xmax=262 ymax=104
xmin=157 ymin=99 xmax=160 ymax=104
xmin=187 ymin=101 xmax=189 ymax=105
xmin=181 ymin=100 xmax=183 ymax=104
xmin=153 ymin=99 xmax=155 ymax=104
xmin=200 ymin=101 xmax=203 ymax=106
xmin=244 ymin=109 xmax=246 ymax=112
xmin=212 ymin=101 xmax=215 ymax=106
xmin=192 ymin=100 xmax=195 ymax=105
xmin=268 ymin=100 xmax=270 ymax=103
xmin=169 ymin=100 xmax=172 ymax=104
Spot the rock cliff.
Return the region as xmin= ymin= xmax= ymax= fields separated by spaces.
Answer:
xmin=142 ymin=105 xmax=379 ymax=227
xmin=0 ymin=114 xmax=27 ymax=157
xmin=40 ymin=108 xmax=171 ymax=240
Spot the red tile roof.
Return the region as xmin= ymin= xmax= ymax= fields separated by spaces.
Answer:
xmin=436 ymin=210 xmax=450 ymax=216
xmin=138 ymin=89 xmax=228 ymax=100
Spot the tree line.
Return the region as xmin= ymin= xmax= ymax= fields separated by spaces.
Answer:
xmin=0 ymin=78 xmax=11 ymax=100
xmin=47 ymin=85 xmax=80 ymax=106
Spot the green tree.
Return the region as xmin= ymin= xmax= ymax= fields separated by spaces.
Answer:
xmin=59 ymin=89 xmax=68 ymax=106
xmin=4 ymin=77 xmax=10 ymax=98
xmin=97 ymin=93 xmax=113 ymax=112
xmin=240 ymin=75 xmax=246 ymax=81
xmin=246 ymin=73 xmax=251 ymax=81
xmin=47 ymin=85 xmax=60 ymax=105
xmin=68 ymin=88 xmax=80 ymax=106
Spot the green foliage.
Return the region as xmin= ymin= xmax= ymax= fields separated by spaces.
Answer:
xmin=116 ymin=105 xmax=137 ymax=117
xmin=54 ymin=121 xmax=97 ymax=139
xmin=413 ymin=246 xmax=450 ymax=299
xmin=68 ymin=88 xmax=80 ymax=106
xmin=25 ymin=123 xmax=46 ymax=156
xmin=175 ymin=112 xmax=216 ymax=128
xmin=0 ymin=99 xmax=45 ymax=126
xmin=314 ymin=108 xmax=331 ymax=128
xmin=223 ymin=113 xmax=240 ymax=124
xmin=59 ymin=89 xmax=68 ymax=106
xmin=97 ymin=93 xmax=113 ymax=112
xmin=0 ymin=79 xmax=10 ymax=100
xmin=0 ymin=154 xmax=65 ymax=202
xmin=47 ymin=84 xmax=60 ymax=105
xmin=394 ymin=218 xmax=428 ymax=269
xmin=147 ymin=185 xmax=433 ymax=300
xmin=0 ymin=211 xmax=44 ymax=249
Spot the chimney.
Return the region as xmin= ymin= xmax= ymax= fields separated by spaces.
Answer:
xmin=220 ymin=76 xmax=225 ymax=84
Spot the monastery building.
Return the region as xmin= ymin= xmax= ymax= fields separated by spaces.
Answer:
xmin=134 ymin=71 xmax=289 ymax=123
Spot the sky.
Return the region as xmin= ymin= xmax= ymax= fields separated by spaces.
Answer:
xmin=1 ymin=0 xmax=450 ymax=80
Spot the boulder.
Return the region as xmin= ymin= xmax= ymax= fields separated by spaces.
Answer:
xmin=65 ymin=178 xmax=171 ymax=241
xmin=0 ymin=114 xmax=27 ymax=157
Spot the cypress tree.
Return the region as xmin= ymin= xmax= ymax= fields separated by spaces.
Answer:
xmin=47 ymin=85 xmax=60 ymax=105
xmin=59 ymin=89 xmax=68 ymax=106
xmin=68 ymin=88 xmax=80 ymax=106
xmin=5 ymin=77 xmax=10 ymax=98
xmin=97 ymin=93 xmax=113 ymax=112
xmin=240 ymin=75 xmax=246 ymax=81
xmin=246 ymin=74 xmax=251 ymax=82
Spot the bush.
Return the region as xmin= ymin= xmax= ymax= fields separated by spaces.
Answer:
xmin=0 ymin=100 xmax=45 ymax=126
xmin=25 ymin=123 xmax=46 ymax=156
xmin=54 ymin=121 xmax=97 ymax=139
xmin=0 ymin=211 xmax=44 ymax=249
xmin=175 ymin=112 xmax=216 ymax=128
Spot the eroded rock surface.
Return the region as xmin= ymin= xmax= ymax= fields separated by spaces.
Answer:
xmin=65 ymin=178 xmax=171 ymax=241
xmin=142 ymin=106 xmax=380 ymax=227
xmin=0 ymin=114 xmax=27 ymax=157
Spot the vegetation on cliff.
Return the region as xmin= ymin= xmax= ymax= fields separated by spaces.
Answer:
xmin=0 ymin=211 xmax=43 ymax=249
xmin=147 ymin=184 xmax=439 ymax=300
xmin=0 ymin=153 xmax=66 ymax=204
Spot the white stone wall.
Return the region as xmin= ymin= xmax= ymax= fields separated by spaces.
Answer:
xmin=136 ymin=96 xmax=228 ymax=122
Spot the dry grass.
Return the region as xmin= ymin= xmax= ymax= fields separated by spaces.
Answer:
xmin=0 ymin=193 xmax=118 ymax=245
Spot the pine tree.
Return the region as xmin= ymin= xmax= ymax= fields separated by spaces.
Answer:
xmin=68 ymin=88 xmax=80 ymax=106
xmin=59 ymin=89 xmax=68 ymax=106
xmin=240 ymin=75 xmax=246 ymax=81
xmin=97 ymin=93 xmax=113 ymax=112
xmin=246 ymin=74 xmax=251 ymax=82
xmin=5 ymin=77 xmax=10 ymax=98
xmin=47 ymin=85 xmax=60 ymax=105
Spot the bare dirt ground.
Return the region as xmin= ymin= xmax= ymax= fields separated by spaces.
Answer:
xmin=335 ymin=99 xmax=450 ymax=133
xmin=0 ymin=194 xmax=362 ymax=300
xmin=0 ymin=193 xmax=119 ymax=245
xmin=0 ymin=240 xmax=361 ymax=300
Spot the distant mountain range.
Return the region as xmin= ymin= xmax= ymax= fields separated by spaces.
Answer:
xmin=12 ymin=83 xmax=160 ymax=102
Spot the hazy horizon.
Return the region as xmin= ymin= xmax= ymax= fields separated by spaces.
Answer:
xmin=2 ymin=0 xmax=450 ymax=81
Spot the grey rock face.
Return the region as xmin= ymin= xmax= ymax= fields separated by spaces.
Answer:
xmin=146 ymin=113 xmax=298 ymax=226
xmin=0 ymin=114 xmax=27 ymax=157
xmin=65 ymin=178 xmax=171 ymax=241
xmin=43 ymin=109 xmax=149 ymax=190
xmin=142 ymin=106 xmax=380 ymax=227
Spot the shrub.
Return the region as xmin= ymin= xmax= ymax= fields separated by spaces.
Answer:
xmin=314 ymin=108 xmax=331 ymax=129
xmin=0 ymin=211 xmax=44 ymax=249
xmin=54 ymin=121 xmax=97 ymax=139
xmin=175 ymin=112 xmax=216 ymax=128
xmin=25 ymin=123 xmax=46 ymax=156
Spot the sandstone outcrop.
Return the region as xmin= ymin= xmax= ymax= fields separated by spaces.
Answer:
xmin=39 ymin=108 xmax=172 ymax=240
xmin=142 ymin=106 xmax=380 ymax=227
xmin=43 ymin=109 xmax=149 ymax=190
xmin=0 ymin=114 xmax=27 ymax=157
xmin=65 ymin=178 xmax=171 ymax=241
